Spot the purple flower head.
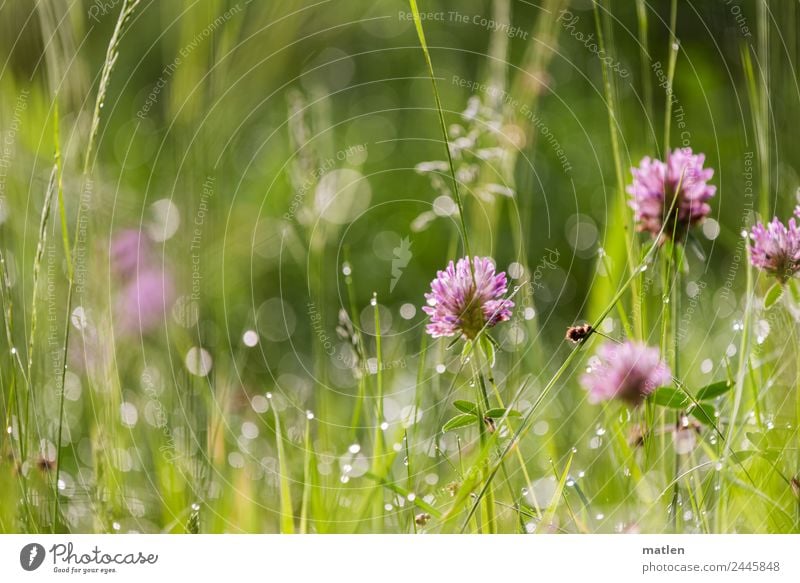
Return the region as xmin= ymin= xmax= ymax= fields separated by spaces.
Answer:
xmin=422 ymin=256 xmax=514 ymax=340
xmin=627 ymin=148 xmax=715 ymax=240
xmin=581 ymin=341 xmax=671 ymax=407
xmin=749 ymin=208 xmax=800 ymax=282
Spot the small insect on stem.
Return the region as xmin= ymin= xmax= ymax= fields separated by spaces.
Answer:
xmin=565 ymin=323 xmax=593 ymax=344
xmin=415 ymin=512 xmax=431 ymax=527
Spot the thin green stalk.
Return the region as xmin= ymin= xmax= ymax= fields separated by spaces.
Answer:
xmin=272 ymin=405 xmax=294 ymax=534
xmin=663 ymin=0 xmax=679 ymax=155
xmin=404 ymin=430 xmax=415 ymax=533
xmin=26 ymin=166 xmax=56 ymax=382
xmin=757 ymin=0 xmax=770 ymax=217
xmin=726 ymin=245 xmax=755 ymax=447
xmin=635 ymin=0 xmax=655 ymax=141
xmin=471 ymin=357 xmax=495 ymax=534
xmin=370 ymin=293 xmax=386 ymax=530
xmin=740 ymin=46 xmax=769 ymax=218
xmin=299 ymin=416 xmax=313 ymax=534
xmin=593 ymin=0 xmax=640 ymax=336
xmin=408 ymin=0 xmax=473 ymax=263
xmin=721 ymin=243 xmax=755 ymax=531
xmin=668 ymin=244 xmax=681 ymax=531
xmin=343 ymin=246 xmax=369 ymax=436
xmin=52 ymin=104 xmax=71 ymax=279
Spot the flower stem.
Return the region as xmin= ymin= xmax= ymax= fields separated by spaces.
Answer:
xmin=471 ymin=354 xmax=495 ymax=533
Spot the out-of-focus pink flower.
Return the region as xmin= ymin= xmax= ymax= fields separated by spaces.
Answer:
xmin=581 ymin=341 xmax=671 ymax=406
xmin=110 ymin=229 xmax=150 ymax=276
xmin=627 ymin=148 xmax=715 ymax=240
xmin=422 ymin=256 xmax=513 ymax=340
xmin=749 ymin=208 xmax=800 ymax=282
xmin=116 ymin=268 xmax=174 ymax=335
xmin=109 ymin=229 xmax=174 ymax=335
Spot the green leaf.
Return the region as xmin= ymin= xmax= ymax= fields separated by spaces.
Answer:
xmin=447 ymin=336 xmax=463 ymax=351
xmin=649 ymin=387 xmax=689 ymax=409
xmin=453 ymin=400 xmax=479 ymax=416
xmin=484 ymin=408 xmax=522 ymax=419
xmin=729 ymin=450 xmax=756 ymax=463
xmin=696 ymin=380 xmax=733 ymax=401
xmin=746 ymin=432 xmax=767 ymax=450
xmin=689 ymin=403 xmax=717 ymax=426
xmin=459 ymin=339 xmax=473 ymax=363
xmin=764 ymin=281 xmax=783 ymax=309
xmin=442 ymin=414 xmax=478 ymax=432
xmin=480 ymin=335 xmax=496 ymax=368
xmin=789 ymin=278 xmax=800 ymax=303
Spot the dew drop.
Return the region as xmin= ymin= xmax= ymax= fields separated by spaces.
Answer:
xmin=242 ymin=330 xmax=259 ymax=347
xmin=185 ymin=347 xmax=213 ymax=376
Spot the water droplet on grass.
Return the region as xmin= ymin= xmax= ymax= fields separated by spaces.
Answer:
xmin=242 ymin=330 xmax=259 ymax=347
